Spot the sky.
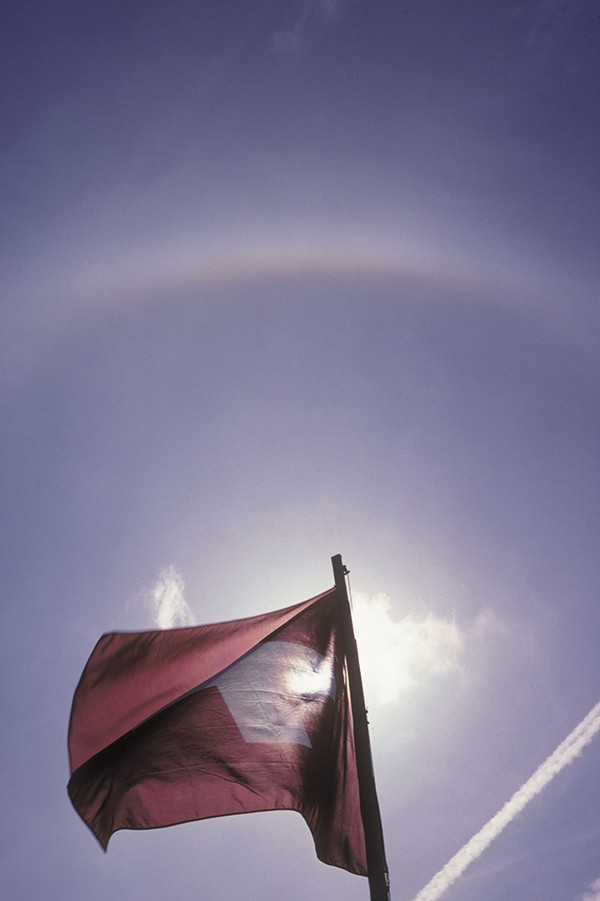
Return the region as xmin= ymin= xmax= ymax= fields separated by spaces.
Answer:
xmin=1 ymin=1 xmax=599 ymax=899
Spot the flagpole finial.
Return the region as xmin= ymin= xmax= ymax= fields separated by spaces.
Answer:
xmin=331 ymin=553 xmax=349 ymax=576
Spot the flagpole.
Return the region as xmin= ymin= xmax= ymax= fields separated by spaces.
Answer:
xmin=332 ymin=554 xmax=390 ymax=901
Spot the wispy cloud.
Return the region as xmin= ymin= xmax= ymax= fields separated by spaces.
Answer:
xmin=352 ymin=592 xmax=463 ymax=706
xmin=525 ymin=0 xmax=565 ymax=51
xmin=272 ymin=0 xmax=346 ymax=51
xmin=152 ymin=566 xmax=195 ymax=629
xmin=411 ymin=700 xmax=600 ymax=901
xmin=579 ymin=877 xmax=600 ymax=901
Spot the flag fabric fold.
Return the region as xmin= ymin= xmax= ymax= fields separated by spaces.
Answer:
xmin=67 ymin=588 xmax=367 ymax=876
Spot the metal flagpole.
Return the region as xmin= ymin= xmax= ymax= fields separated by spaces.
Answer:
xmin=332 ymin=554 xmax=391 ymax=901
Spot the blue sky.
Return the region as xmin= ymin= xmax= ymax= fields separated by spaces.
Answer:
xmin=1 ymin=2 xmax=599 ymax=900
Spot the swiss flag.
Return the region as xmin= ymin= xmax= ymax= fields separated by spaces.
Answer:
xmin=67 ymin=589 xmax=367 ymax=875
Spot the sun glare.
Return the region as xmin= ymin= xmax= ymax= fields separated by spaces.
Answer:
xmin=351 ymin=592 xmax=463 ymax=707
xmin=286 ymin=655 xmax=336 ymax=700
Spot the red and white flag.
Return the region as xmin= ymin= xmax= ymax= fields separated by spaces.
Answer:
xmin=67 ymin=588 xmax=367 ymax=875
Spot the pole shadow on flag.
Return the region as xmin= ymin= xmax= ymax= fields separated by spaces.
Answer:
xmin=67 ymin=555 xmax=390 ymax=901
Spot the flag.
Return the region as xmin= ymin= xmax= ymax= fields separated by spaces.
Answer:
xmin=67 ymin=588 xmax=368 ymax=875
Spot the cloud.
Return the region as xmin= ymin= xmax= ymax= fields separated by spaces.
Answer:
xmin=351 ymin=592 xmax=463 ymax=706
xmin=411 ymin=700 xmax=600 ymax=901
xmin=523 ymin=0 xmax=581 ymax=53
xmin=579 ymin=877 xmax=600 ymax=901
xmin=152 ymin=566 xmax=195 ymax=629
xmin=272 ymin=0 xmax=346 ymax=51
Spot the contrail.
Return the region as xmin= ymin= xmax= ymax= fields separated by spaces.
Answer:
xmin=412 ymin=700 xmax=600 ymax=901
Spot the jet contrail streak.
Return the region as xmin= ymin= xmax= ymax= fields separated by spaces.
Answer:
xmin=412 ymin=700 xmax=600 ymax=901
